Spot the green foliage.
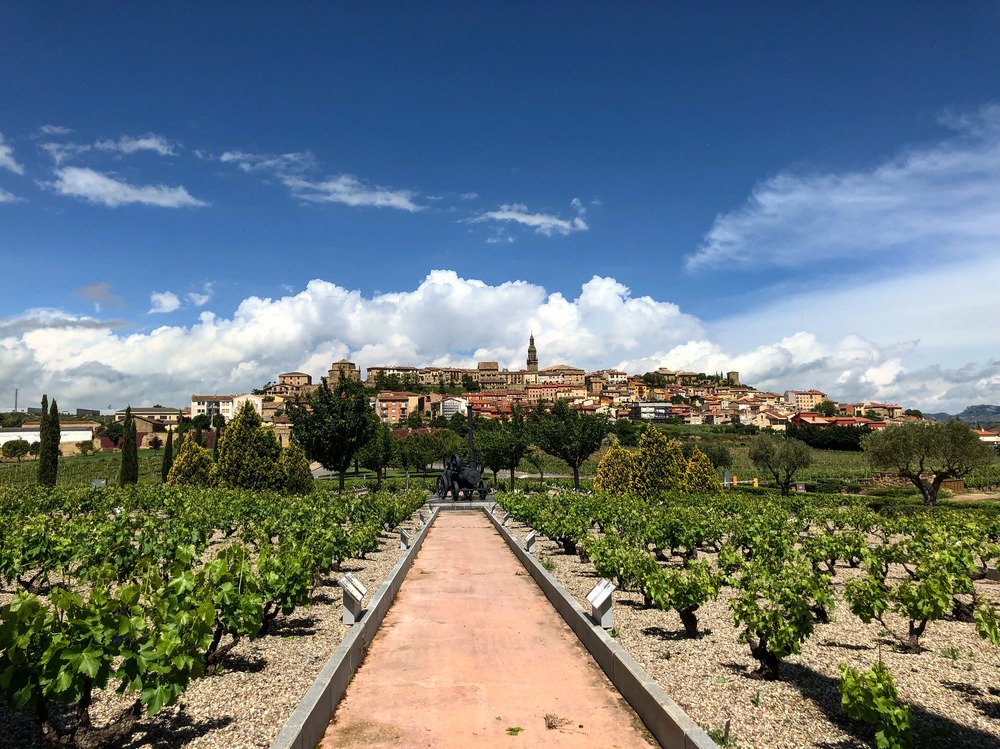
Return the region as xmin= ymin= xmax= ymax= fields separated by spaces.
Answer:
xmin=161 ymin=429 xmax=174 ymax=484
xmin=748 ymin=434 xmax=812 ymax=495
xmin=684 ymin=447 xmax=722 ymax=493
xmin=862 ymin=420 xmax=995 ymax=506
xmin=632 ymin=426 xmax=687 ymax=498
xmin=288 ymin=377 xmax=377 ymax=490
xmin=357 ymin=418 xmax=397 ymax=490
xmin=103 ymin=420 xmax=125 ymax=446
xmin=974 ymin=603 xmax=1000 ymax=647
xmin=839 ymin=661 xmax=912 ymax=749
xmin=787 ymin=424 xmax=866 ymax=451
xmin=37 ymin=395 xmax=60 ymax=487
xmin=212 ymin=401 xmax=282 ymax=492
xmin=166 ymin=434 xmax=214 ymax=487
xmin=594 ymin=444 xmax=637 ymax=496
xmin=816 ymin=400 xmax=837 ymax=417
xmin=2 ymin=439 xmax=30 ymax=462
xmin=646 ymin=559 xmax=724 ymax=637
xmin=118 ymin=406 xmax=139 ymax=486
xmin=280 ymin=442 xmax=315 ymax=495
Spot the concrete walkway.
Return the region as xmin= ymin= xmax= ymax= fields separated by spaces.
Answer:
xmin=319 ymin=511 xmax=658 ymax=748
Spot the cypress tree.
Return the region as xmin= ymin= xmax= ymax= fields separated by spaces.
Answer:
xmin=594 ymin=444 xmax=638 ymax=496
xmin=160 ymin=428 xmax=174 ymax=483
xmin=118 ymin=406 xmax=139 ymax=485
xmin=212 ymin=400 xmax=281 ymax=491
xmin=37 ymin=395 xmax=60 ymax=487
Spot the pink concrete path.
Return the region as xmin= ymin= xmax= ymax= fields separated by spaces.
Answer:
xmin=319 ymin=511 xmax=657 ymax=748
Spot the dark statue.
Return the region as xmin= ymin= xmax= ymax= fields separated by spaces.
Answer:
xmin=435 ymin=409 xmax=488 ymax=501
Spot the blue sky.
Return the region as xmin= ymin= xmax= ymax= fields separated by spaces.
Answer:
xmin=1 ymin=3 xmax=999 ymax=412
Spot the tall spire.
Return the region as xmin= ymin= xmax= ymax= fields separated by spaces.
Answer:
xmin=526 ymin=333 xmax=538 ymax=372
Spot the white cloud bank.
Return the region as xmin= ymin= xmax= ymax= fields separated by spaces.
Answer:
xmin=685 ymin=104 xmax=1000 ymax=272
xmin=148 ymin=292 xmax=182 ymax=314
xmin=49 ymin=167 xmax=207 ymax=208
xmin=1 ymin=271 xmax=994 ymax=413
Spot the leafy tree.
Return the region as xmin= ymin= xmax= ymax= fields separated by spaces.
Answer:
xmin=531 ymin=399 xmax=609 ymax=492
xmin=903 ymin=409 xmax=923 ymax=418
xmin=476 ymin=407 xmax=531 ymax=491
xmin=213 ymin=400 xmax=282 ymax=491
xmin=287 ymin=378 xmax=377 ymax=491
xmin=191 ymin=413 xmax=212 ymax=430
xmin=787 ymin=424 xmax=865 ymax=451
xmin=212 ymin=413 xmax=226 ymax=430
xmin=393 ymin=433 xmax=428 ymax=488
xmin=118 ymin=406 xmax=139 ymax=485
xmin=28 ymin=441 xmax=40 ymax=457
xmin=404 ymin=411 xmax=424 ymax=429
xmin=748 ymin=434 xmax=812 ymax=496
xmin=594 ymin=444 xmax=638 ymax=496
xmin=104 ymin=421 xmax=125 ymax=447
xmin=633 ymin=425 xmax=687 ymax=498
xmin=148 ymin=435 xmax=163 ymax=451
xmin=279 ymin=442 xmax=314 ymax=495
xmin=522 ymin=447 xmax=548 ymax=487
xmin=357 ymin=418 xmax=396 ymax=489
xmin=166 ymin=433 xmax=213 ymax=486
xmin=37 ymin=395 xmax=60 ymax=487
xmin=612 ymin=418 xmax=640 ymax=447
xmin=861 ymin=420 xmax=995 ymax=506
xmin=75 ymin=440 xmax=95 ymax=457
xmin=2 ymin=439 xmax=30 ymax=462
xmin=160 ymin=429 xmax=174 ymax=483
xmin=684 ymin=447 xmax=722 ymax=492
xmin=816 ymin=400 xmax=837 ymax=417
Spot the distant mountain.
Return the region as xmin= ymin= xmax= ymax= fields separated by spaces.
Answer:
xmin=925 ymin=404 xmax=1000 ymax=425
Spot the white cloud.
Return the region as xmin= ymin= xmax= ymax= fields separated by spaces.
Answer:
xmin=49 ymin=167 xmax=207 ymax=208
xmin=38 ymin=124 xmax=73 ymax=136
xmin=148 ymin=292 xmax=182 ymax=314
xmin=94 ymin=133 xmax=175 ymax=156
xmin=460 ymin=192 xmax=479 ymax=200
xmin=0 ymin=187 xmax=21 ymax=203
xmin=470 ymin=201 xmax=589 ymax=236
xmin=685 ymin=104 xmax=1000 ymax=271
xmin=0 ymin=133 xmax=25 ymax=175
xmin=221 ymin=149 xmax=421 ymax=211
xmin=282 ymin=173 xmax=422 ymax=211
xmin=187 ymin=282 xmax=214 ymax=307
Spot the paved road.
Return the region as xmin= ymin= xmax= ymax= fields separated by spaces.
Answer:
xmin=319 ymin=511 xmax=657 ymax=748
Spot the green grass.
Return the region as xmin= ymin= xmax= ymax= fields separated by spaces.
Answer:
xmin=728 ymin=445 xmax=870 ymax=483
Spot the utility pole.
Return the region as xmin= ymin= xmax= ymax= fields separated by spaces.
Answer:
xmin=13 ymin=388 xmax=17 ymax=413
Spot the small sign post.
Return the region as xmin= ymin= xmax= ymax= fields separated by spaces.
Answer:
xmin=337 ymin=575 xmax=366 ymax=624
xmin=525 ymin=530 xmax=537 ymax=554
xmin=586 ymin=578 xmax=617 ymax=629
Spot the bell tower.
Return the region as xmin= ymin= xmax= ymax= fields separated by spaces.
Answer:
xmin=526 ymin=334 xmax=538 ymax=372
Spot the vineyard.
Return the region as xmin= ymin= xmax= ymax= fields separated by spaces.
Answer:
xmin=0 ymin=483 xmax=425 ymax=748
xmin=0 ymin=454 xmax=163 ymax=488
xmin=498 ymin=489 xmax=1000 ymax=748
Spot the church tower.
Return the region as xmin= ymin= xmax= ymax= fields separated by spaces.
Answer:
xmin=526 ymin=334 xmax=538 ymax=372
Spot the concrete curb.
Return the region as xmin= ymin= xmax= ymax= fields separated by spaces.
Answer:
xmin=269 ymin=505 xmax=439 ymax=749
xmin=484 ymin=507 xmax=717 ymax=749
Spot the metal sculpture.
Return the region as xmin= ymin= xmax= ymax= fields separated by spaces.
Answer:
xmin=435 ymin=409 xmax=489 ymax=501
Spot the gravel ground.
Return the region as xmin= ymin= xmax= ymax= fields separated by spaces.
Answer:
xmin=0 ymin=510 xmax=428 ymax=749
xmin=494 ymin=510 xmax=1000 ymax=749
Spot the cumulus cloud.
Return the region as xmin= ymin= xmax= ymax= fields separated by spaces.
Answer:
xmin=221 ymin=149 xmax=422 ymax=211
xmin=469 ymin=200 xmax=589 ymax=236
xmin=49 ymin=167 xmax=207 ymax=208
xmin=94 ymin=133 xmax=175 ymax=156
xmin=0 ymin=133 xmax=25 ymax=175
xmin=686 ymin=104 xmax=1000 ymax=271
xmin=187 ymin=282 xmax=214 ymax=307
xmin=2 ymin=270 xmax=995 ymax=413
xmin=148 ymin=291 xmax=182 ymax=314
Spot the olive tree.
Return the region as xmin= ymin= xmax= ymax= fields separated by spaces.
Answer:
xmin=862 ymin=420 xmax=995 ymax=506
xmin=748 ymin=434 xmax=812 ymax=496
